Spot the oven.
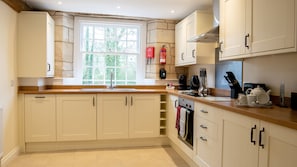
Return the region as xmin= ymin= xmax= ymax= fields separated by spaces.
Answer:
xmin=177 ymin=97 xmax=194 ymax=149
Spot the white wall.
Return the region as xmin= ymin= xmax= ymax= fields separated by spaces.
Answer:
xmin=243 ymin=53 xmax=297 ymax=96
xmin=0 ymin=0 xmax=19 ymax=163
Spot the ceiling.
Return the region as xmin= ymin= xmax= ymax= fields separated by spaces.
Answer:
xmin=23 ymin=0 xmax=213 ymax=20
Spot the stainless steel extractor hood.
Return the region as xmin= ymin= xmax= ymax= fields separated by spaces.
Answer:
xmin=188 ymin=26 xmax=219 ymax=42
xmin=188 ymin=0 xmax=219 ymax=43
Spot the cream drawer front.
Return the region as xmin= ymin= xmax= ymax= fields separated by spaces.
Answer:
xmin=196 ymin=135 xmax=218 ymax=167
xmin=196 ymin=103 xmax=222 ymax=121
xmin=197 ymin=118 xmax=218 ymax=140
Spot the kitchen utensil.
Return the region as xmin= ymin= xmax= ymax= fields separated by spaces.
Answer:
xmin=198 ymin=68 xmax=208 ymax=96
xmin=224 ymin=71 xmax=243 ymax=99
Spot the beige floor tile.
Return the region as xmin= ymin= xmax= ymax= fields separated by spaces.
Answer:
xmin=5 ymin=146 xmax=189 ymax=167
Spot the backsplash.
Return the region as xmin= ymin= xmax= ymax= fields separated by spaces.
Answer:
xmin=243 ymin=52 xmax=297 ymax=97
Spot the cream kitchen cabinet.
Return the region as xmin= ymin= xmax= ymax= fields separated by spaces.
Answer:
xmin=221 ymin=110 xmax=259 ymax=167
xmin=97 ymin=94 xmax=129 ymax=139
xmin=175 ymin=11 xmax=215 ymax=66
xmin=56 ymin=94 xmax=96 ymax=141
xmin=193 ymin=102 xmax=223 ymax=167
xmin=222 ymin=110 xmax=297 ymax=167
xmin=167 ymin=95 xmax=178 ymax=144
xmin=97 ymin=94 xmax=159 ymax=139
xmin=220 ymin=0 xmax=296 ymax=60
xmin=17 ymin=11 xmax=55 ymax=77
xmin=24 ymin=94 xmax=56 ymax=142
xmin=258 ymin=121 xmax=297 ymax=167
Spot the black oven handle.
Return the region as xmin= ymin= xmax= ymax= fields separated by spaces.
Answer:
xmin=175 ymin=100 xmax=178 ymax=108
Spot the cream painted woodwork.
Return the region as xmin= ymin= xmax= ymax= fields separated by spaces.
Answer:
xmin=221 ymin=111 xmax=259 ymax=167
xmin=17 ymin=11 xmax=55 ymax=77
xmin=175 ymin=10 xmax=215 ymax=66
xmin=97 ymin=94 xmax=159 ymax=139
xmin=219 ymin=0 xmax=251 ymax=59
xmin=129 ymin=94 xmax=160 ymax=138
xmin=220 ymin=0 xmax=297 ymax=60
xmin=258 ymin=121 xmax=297 ymax=167
xmin=97 ymin=94 xmax=129 ymax=139
xmin=193 ymin=102 xmax=223 ymax=167
xmin=56 ymin=94 xmax=96 ymax=141
xmin=167 ymin=95 xmax=178 ymax=144
xmin=24 ymin=95 xmax=56 ymax=142
xmin=167 ymin=95 xmax=193 ymax=159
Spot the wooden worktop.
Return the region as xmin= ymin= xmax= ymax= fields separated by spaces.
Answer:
xmin=167 ymin=90 xmax=297 ymax=131
xmin=19 ymin=86 xmax=297 ymax=131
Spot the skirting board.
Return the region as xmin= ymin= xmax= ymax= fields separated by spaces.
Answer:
xmin=1 ymin=147 xmax=20 ymax=167
xmin=25 ymin=137 xmax=169 ymax=153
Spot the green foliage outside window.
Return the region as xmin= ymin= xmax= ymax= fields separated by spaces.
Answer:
xmin=80 ymin=23 xmax=138 ymax=85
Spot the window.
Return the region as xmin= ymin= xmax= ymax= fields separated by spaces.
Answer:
xmin=74 ymin=17 xmax=146 ymax=85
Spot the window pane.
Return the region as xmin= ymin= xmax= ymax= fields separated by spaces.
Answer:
xmin=80 ymin=21 xmax=141 ymax=85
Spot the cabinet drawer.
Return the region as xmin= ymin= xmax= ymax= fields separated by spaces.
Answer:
xmin=196 ymin=135 xmax=218 ymax=167
xmin=196 ymin=103 xmax=223 ymax=121
xmin=197 ymin=118 xmax=218 ymax=140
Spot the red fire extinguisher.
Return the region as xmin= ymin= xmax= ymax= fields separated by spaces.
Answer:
xmin=160 ymin=45 xmax=166 ymax=64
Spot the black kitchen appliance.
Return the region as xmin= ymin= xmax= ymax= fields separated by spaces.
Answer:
xmin=190 ymin=75 xmax=200 ymax=90
xmin=159 ymin=68 xmax=166 ymax=79
xmin=178 ymin=74 xmax=187 ymax=90
xmin=243 ymin=83 xmax=268 ymax=93
xmin=224 ymin=71 xmax=243 ymax=99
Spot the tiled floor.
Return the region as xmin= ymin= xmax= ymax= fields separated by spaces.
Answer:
xmin=6 ymin=146 xmax=190 ymax=167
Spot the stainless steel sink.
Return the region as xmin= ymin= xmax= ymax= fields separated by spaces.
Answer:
xmin=80 ymin=88 xmax=137 ymax=92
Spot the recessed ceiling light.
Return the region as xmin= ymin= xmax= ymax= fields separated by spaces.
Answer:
xmin=116 ymin=5 xmax=121 ymax=9
xmin=57 ymin=1 xmax=63 ymax=5
xmin=170 ymin=10 xmax=175 ymax=14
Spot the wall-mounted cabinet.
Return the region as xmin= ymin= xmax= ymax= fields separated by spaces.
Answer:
xmin=220 ymin=0 xmax=296 ymax=60
xmin=175 ymin=11 xmax=216 ymax=66
xmin=17 ymin=11 xmax=55 ymax=77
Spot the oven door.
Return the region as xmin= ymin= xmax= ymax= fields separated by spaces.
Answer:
xmin=177 ymin=106 xmax=194 ymax=149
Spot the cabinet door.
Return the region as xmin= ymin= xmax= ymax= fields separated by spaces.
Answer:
xmin=221 ymin=111 xmax=259 ymax=167
xmin=251 ymin=0 xmax=295 ymax=54
xmin=46 ymin=15 xmax=55 ymax=77
xmin=220 ymin=0 xmax=251 ymax=59
xmin=56 ymin=94 xmax=96 ymax=141
xmin=25 ymin=95 xmax=56 ymax=142
xmin=175 ymin=21 xmax=187 ymax=66
xmin=17 ymin=12 xmax=55 ymax=77
xmin=167 ymin=95 xmax=178 ymax=144
xmin=259 ymin=122 xmax=297 ymax=167
xmin=97 ymin=94 xmax=129 ymax=139
xmin=129 ymin=94 xmax=159 ymax=138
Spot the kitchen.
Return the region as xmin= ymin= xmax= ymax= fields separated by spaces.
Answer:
xmin=1 ymin=0 xmax=297 ymax=167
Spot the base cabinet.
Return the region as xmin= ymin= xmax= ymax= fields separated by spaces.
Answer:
xmin=56 ymin=94 xmax=96 ymax=141
xmin=222 ymin=111 xmax=297 ymax=167
xmin=24 ymin=95 xmax=56 ymax=142
xmin=97 ymin=94 xmax=159 ymax=139
xmin=193 ymin=102 xmax=223 ymax=167
xmin=221 ymin=111 xmax=259 ymax=167
xmin=259 ymin=122 xmax=297 ymax=167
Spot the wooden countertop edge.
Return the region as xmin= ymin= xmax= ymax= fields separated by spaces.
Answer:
xmin=167 ymin=90 xmax=297 ymax=131
xmin=18 ymin=88 xmax=297 ymax=131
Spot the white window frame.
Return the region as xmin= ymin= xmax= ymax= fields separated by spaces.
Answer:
xmin=72 ymin=16 xmax=147 ymax=85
